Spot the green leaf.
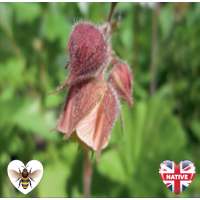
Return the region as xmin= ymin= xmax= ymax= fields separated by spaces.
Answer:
xmin=0 ymin=98 xmax=59 ymax=140
xmin=0 ymin=57 xmax=25 ymax=87
xmin=0 ymin=3 xmax=13 ymax=36
xmin=38 ymin=162 xmax=69 ymax=197
xmin=88 ymin=2 xmax=102 ymax=23
xmin=44 ymin=11 xmax=71 ymax=49
xmin=11 ymin=2 xmax=42 ymax=23
xmin=159 ymin=3 xmax=173 ymax=39
xmin=97 ymin=150 xmax=127 ymax=183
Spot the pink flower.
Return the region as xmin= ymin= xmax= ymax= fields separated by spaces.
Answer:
xmin=51 ymin=78 xmax=120 ymax=162
xmin=108 ymin=63 xmax=133 ymax=106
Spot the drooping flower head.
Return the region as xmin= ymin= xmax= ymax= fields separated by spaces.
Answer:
xmin=108 ymin=63 xmax=133 ymax=106
xmin=50 ymin=18 xmax=133 ymax=162
xmin=66 ymin=22 xmax=108 ymax=86
xmin=48 ymin=21 xmax=108 ymax=95
xmin=51 ymin=79 xmax=120 ymax=162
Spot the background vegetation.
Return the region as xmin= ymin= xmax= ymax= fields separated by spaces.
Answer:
xmin=0 ymin=2 xmax=200 ymax=197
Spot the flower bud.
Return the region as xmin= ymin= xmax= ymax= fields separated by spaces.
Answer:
xmin=66 ymin=22 xmax=108 ymax=86
xmin=51 ymin=79 xmax=120 ymax=162
xmin=108 ymin=63 xmax=133 ymax=106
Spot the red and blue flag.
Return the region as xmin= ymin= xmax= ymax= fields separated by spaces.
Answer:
xmin=159 ymin=160 xmax=195 ymax=195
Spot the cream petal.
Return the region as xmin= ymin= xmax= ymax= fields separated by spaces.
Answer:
xmin=76 ymin=95 xmax=105 ymax=150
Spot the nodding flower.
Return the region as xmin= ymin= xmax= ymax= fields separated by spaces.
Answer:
xmin=49 ymin=22 xmax=108 ymax=95
xmin=50 ymin=20 xmax=133 ymax=163
xmin=50 ymin=78 xmax=120 ymax=162
xmin=107 ymin=63 xmax=133 ymax=107
xmin=66 ymin=22 xmax=108 ymax=85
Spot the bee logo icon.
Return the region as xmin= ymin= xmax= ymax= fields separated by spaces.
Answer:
xmin=9 ymin=165 xmax=42 ymax=189
xmin=7 ymin=160 xmax=43 ymax=194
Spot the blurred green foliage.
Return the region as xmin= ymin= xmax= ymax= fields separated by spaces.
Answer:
xmin=0 ymin=2 xmax=200 ymax=197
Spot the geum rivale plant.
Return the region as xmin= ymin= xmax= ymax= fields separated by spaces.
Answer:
xmin=49 ymin=11 xmax=133 ymax=163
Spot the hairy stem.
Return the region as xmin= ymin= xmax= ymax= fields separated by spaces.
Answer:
xmin=108 ymin=2 xmax=118 ymax=23
xmin=83 ymin=150 xmax=93 ymax=198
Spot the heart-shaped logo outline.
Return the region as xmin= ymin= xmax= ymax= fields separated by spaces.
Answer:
xmin=159 ymin=160 xmax=195 ymax=195
xmin=7 ymin=160 xmax=43 ymax=195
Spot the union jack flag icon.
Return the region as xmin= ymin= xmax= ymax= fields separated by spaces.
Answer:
xmin=159 ymin=160 xmax=195 ymax=195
